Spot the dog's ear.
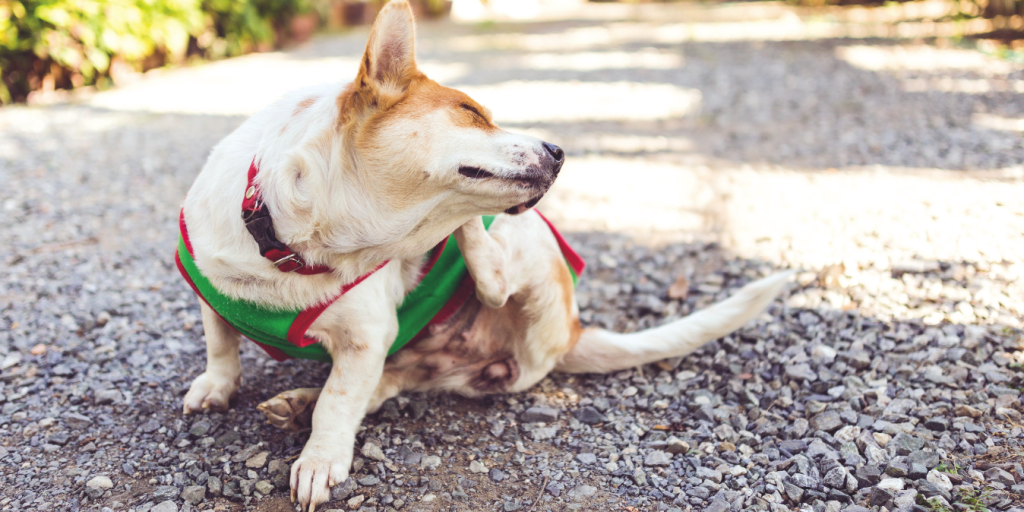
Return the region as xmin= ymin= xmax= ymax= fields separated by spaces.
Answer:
xmin=355 ymin=0 xmax=418 ymax=106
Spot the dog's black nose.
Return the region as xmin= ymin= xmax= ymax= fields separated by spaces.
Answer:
xmin=542 ymin=142 xmax=564 ymax=164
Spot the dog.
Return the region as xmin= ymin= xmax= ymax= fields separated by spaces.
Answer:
xmin=176 ymin=1 xmax=792 ymax=510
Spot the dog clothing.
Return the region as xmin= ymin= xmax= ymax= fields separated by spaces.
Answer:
xmin=175 ymin=211 xmax=585 ymax=362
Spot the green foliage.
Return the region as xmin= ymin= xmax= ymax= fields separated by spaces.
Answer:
xmin=917 ymin=494 xmax=954 ymax=512
xmin=956 ymin=487 xmax=992 ymax=512
xmin=935 ymin=460 xmax=961 ymax=473
xmin=0 ymin=0 xmax=311 ymax=103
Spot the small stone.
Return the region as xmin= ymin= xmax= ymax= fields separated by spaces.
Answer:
xmin=823 ymin=467 xmax=847 ymax=489
xmin=214 ymin=430 xmax=238 ymax=446
xmin=889 ymin=433 xmax=924 ymax=456
xmin=489 ymin=468 xmax=505 ymax=482
xmin=567 ymin=485 xmax=597 ymax=500
xmin=696 ymin=467 xmax=723 ymax=483
xmin=809 ymin=410 xmax=843 ymax=432
xmin=47 ymin=432 xmax=70 ymax=446
xmin=632 ymin=467 xmax=647 ymax=486
xmin=207 ymin=476 xmax=222 ymax=496
xmin=644 ymin=450 xmax=672 ymax=466
xmin=151 ymin=501 xmax=178 ymax=512
xmin=86 ymin=475 xmax=114 ymax=498
xmin=189 ymin=420 xmax=211 ymax=437
xmin=152 ymin=486 xmax=179 ymax=501
xmin=877 ymin=478 xmax=905 ymax=491
xmin=924 ymin=417 xmax=949 ymax=431
xmin=986 ymin=467 xmax=1016 ymax=486
xmin=785 ymin=363 xmax=817 ymax=381
xmin=358 ymin=475 xmax=380 ymax=486
xmin=95 ymin=389 xmax=122 ymax=405
xmin=530 ymin=426 xmax=558 ymax=442
xmin=255 ymin=480 xmax=273 ymax=495
xmin=361 ymin=442 xmax=385 ymax=462
xmin=840 ymin=350 xmax=872 ymax=369
xmin=181 ymin=485 xmax=205 ymax=505
xmin=855 ymin=465 xmax=883 ymax=486
xmin=926 ymin=470 xmax=953 ymax=493
xmin=347 ymin=494 xmax=365 ymax=509
xmin=665 ymin=437 xmax=689 ymax=454
xmin=954 ymin=404 xmax=982 ymax=418
xmin=782 ymin=481 xmax=804 ymax=503
xmin=268 ymin=459 xmax=288 ymax=475
xmin=575 ymin=406 xmax=606 ymax=425
xmin=520 ymin=407 xmax=559 ymax=423
xmin=873 ymin=432 xmax=892 ymax=448
xmin=576 ymin=452 xmax=597 ymax=465
xmin=469 ymin=460 xmax=488 ymax=473
xmin=230 ymin=444 xmax=260 ymax=464
xmin=791 ymin=473 xmax=822 ymax=490
xmin=833 ymin=425 xmax=861 ymax=443
xmin=331 ymin=478 xmax=359 ymax=501
xmin=869 ymin=487 xmax=895 ymax=507
xmin=908 ymin=450 xmax=940 ymax=469
xmin=421 ymin=455 xmax=441 ymax=471
xmin=64 ymin=412 xmax=92 ymax=430
xmin=885 ymin=458 xmax=908 ymax=477
xmin=245 ymin=451 xmax=269 ymax=469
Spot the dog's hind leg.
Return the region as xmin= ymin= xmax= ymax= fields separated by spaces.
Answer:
xmin=183 ymin=302 xmax=243 ymax=413
xmin=455 ymin=216 xmax=509 ymax=309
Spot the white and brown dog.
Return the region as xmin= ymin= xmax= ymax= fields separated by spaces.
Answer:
xmin=176 ymin=1 xmax=791 ymax=510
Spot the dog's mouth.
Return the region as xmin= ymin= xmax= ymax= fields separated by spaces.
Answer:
xmin=505 ymin=196 xmax=542 ymax=215
xmin=458 ymin=165 xmax=548 ymax=215
xmin=458 ymin=166 xmax=495 ymax=180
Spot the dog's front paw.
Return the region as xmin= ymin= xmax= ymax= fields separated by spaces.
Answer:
xmin=291 ymin=447 xmax=349 ymax=512
xmin=182 ymin=372 xmax=240 ymax=413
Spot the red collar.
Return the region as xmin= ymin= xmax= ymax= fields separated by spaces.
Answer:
xmin=242 ymin=158 xmax=333 ymax=275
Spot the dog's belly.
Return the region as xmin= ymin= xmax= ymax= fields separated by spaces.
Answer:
xmin=383 ymin=294 xmax=525 ymax=394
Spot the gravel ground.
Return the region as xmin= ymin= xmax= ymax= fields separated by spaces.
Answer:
xmin=2 ymin=3 xmax=1024 ymax=512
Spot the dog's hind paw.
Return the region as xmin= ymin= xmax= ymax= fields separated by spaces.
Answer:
xmin=182 ymin=372 xmax=240 ymax=414
xmin=257 ymin=387 xmax=321 ymax=432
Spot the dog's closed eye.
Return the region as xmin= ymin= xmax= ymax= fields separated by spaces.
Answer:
xmin=460 ymin=103 xmax=486 ymax=121
xmin=458 ymin=166 xmax=495 ymax=179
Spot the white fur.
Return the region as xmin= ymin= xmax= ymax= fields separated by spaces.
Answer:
xmin=180 ymin=2 xmax=792 ymax=511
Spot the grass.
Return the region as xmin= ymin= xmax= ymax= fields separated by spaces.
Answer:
xmin=957 ymin=488 xmax=992 ymax=512
xmin=935 ymin=460 xmax=962 ymax=474
xmin=918 ymin=495 xmax=954 ymax=512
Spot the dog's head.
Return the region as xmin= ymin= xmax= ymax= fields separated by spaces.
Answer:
xmin=336 ymin=1 xmax=563 ymax=246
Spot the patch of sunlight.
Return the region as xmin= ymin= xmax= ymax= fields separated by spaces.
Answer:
xmin=974 ymin=113 xmax=1024 ymax=132
xmin=0 ymin=138 xmax=21 ymax=159
xmin=86 ymin=54 xmax=468 ymax=115
xmin=516 ymin=128 xmax=694 ymax=154
xmin=900 ymin=77 xmax=1015 ymax=94
xmin=517 ymin=49 xmax=682 ymax=71
xmin=461 ymin=81 xmax=701 ymax=123
xmin=537 ymin=156 xmax=716 ymax=239
xmin=835 ymin=45 xmax=1019 ymax=73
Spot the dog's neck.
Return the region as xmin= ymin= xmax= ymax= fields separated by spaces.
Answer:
xmin=252 ymin=102 xmax=471 ymax=284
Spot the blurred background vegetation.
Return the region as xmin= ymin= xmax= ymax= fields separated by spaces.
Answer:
xmin=0 ymin=0 xmax=1019 ymax=104
xmin=0 ymin=0 xmax=449 ymax=103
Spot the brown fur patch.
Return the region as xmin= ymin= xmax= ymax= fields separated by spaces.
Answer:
xmin=553 ymin=255 xmax=583 ymax=353
xmin=294 ymin=97 xmax=316 ymax=116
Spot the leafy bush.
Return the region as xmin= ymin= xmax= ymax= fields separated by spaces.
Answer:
xmin=0 ymin=0 xmax=311 ymax=104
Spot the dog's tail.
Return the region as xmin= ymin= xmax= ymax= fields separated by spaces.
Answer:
xmin=555 ymin=271 xmax=792 ymax=374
